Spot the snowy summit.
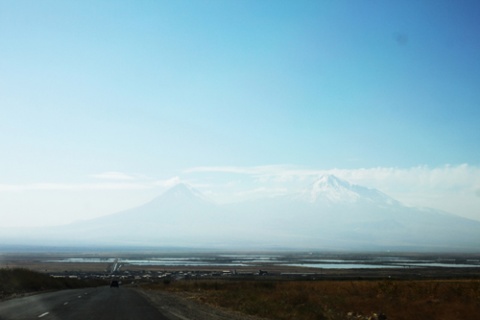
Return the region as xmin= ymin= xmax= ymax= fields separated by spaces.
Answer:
xmin=300 ymin=175 xmax=395 ymax=205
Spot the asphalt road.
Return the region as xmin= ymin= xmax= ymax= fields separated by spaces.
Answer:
xmin=0 ymin=287 xmax=169 ymax=320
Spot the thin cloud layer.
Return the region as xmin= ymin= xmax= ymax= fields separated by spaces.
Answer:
xmin=0 ymin=182 xmax=149 ymax=192
xmin=186 ymin=164 xmax=480 ymax=221
xmin=0 ymin=165 xmax=478 ymax=226
xmin=187 ymin=164 xmax=480 ymax=192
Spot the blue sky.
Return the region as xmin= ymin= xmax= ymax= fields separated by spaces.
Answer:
xmin=1 ymin=1 xmax=479 ymax=226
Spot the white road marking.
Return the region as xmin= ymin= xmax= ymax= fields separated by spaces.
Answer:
xmin=38 ymin=312 xmax=49 ymax=318
xmin=78 ymin=296 xmax=82 ymax=298
xmin=64 ymin=302 xmax=69 ymax=305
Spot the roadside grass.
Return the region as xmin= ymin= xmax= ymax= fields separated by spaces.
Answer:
xmin=0 ymin=268 xmax=105 ymax=300
xmin=142 ymin=279 xmax=480 ymax=320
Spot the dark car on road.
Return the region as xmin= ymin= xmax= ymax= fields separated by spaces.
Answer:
xmin=110 ymin=280 xmax=119 ymax=288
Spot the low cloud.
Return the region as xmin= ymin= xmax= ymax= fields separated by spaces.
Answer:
xmin=187 ymin=164 xmax=480 ymax=194
xmin=0 ymin=182 xmax=149 ymax=192
xmin=153 ymin=176 xmax=182 ymax=188
xmin=0 ymin=173 xmax=183 ymax=192
xmin=185 ymin=164 xmax=480 ymax=220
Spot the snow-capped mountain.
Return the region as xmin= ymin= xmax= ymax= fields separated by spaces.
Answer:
xmin=117 ymin=183 xmax=216 ymax=220
xmin=148 ymin=183 xmax=214 ymax=205
xmin=2 ymin=178 xmax=480 ymax=251
xmin=298 ymin=174 xmax=398 ymax=205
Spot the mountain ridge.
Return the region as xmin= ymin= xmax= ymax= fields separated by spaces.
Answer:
xmin=2 ymin=176 xmax=479 ymax=251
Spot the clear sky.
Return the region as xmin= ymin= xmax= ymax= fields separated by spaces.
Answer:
xmin=1 ymin=1 xmax=479 ymax=227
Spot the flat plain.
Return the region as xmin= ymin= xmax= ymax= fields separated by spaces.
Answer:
xmin=1 ymin=251 xmax=480 ymax=320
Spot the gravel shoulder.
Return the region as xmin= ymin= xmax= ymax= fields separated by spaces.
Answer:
xmin=135 ymin=288 xmax=268 ymax=320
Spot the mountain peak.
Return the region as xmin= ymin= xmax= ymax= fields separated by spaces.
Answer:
xmin=315 ymin=174 xmax=351 ymax=188
xmin=163 ymin=182 xmax=196 ymax=196
xmin=302 ymin=174 xmax=395 ymax=205
xmin=157 ymin=183 xmax=213 ymax=204
xmin=308 ymin=175 xmax=359 ymax=203
xmin=126 ymin=182 xmax=215 ymax=218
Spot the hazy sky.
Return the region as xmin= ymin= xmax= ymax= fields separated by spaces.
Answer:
xmin=1 ymin=1 xmax=479 ymax=227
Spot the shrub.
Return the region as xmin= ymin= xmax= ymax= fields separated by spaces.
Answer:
xmin=0 ymin=268 xmax=105 ymax=299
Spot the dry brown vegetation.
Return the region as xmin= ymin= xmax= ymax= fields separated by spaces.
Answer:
xmin=143 ymin=279 xmax=480 ymax=320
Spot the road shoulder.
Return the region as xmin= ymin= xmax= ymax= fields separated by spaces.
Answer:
xmin=134 ymin=288 xmax=267 ymax=320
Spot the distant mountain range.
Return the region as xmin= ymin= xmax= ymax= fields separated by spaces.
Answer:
xmin=2 ymin=175 xmax=480 ymax=251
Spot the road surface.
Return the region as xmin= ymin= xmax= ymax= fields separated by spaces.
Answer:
xmin=0 ymin=287 xmax=169 ymax=320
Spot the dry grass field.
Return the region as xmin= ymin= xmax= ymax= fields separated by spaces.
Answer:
xmin=3 ymin=251 xmax=480 ymax=319
xmin=143 ymin=279 xmax=480 ymax=320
